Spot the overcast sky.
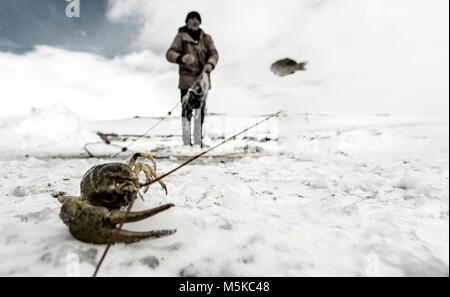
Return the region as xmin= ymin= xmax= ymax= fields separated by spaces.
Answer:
xmin=0 ymin=0 xmax=448 ymax=120
xmin=0 ymin=0 xmax=138 ymax=57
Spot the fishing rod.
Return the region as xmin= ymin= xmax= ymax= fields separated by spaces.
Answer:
xmin=140 ymin=111 xmax=281 ymax=188
xmin=112 ymin=71 xmax=208 ymax=158
xmin=93 ymin=110 xmax=281 ymax=277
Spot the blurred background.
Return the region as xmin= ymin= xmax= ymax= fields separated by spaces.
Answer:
xmin=0 ymin=0 xmax=448 ymax=121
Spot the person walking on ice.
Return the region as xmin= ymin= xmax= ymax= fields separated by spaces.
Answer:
xmin=166 ymin=11 xmax=219 ymax=147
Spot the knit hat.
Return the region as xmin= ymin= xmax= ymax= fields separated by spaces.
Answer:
xmin=185 ymin=11 xmax=201 ymax=24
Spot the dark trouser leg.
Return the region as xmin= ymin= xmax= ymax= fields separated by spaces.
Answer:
xmin=180 ymin=89 xmax=191 ymax=146
xmin=181 ymin=89 xmax=193 ymax=120
xmin=193 ymin=96 xmax=207 ymax=146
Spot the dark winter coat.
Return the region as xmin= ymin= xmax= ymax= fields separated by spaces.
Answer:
xmin=166 ymin=26 xmax=219 ymax=89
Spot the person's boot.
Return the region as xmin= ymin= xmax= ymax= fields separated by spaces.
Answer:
xmin=182 ymin=117 xmax=191 ymax=146
xmin=193 ymin=109 xmax=202 ymax=147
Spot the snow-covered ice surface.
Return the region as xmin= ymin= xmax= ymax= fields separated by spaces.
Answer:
xmin=0 ymin=110 xmax=448 ymax=276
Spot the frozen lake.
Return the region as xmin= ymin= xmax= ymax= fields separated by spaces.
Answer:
xmin=0 ymin=112 xmax=448 ymax=276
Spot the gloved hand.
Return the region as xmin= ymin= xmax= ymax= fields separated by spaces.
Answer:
xmin=202 ymin=63 xmax=213 ymax=73
xmin=181 ymin=54 xmax=195 ymax=65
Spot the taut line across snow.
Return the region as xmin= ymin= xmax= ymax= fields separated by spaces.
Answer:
xmin=139 ymin=111 xmax=282 ymax=188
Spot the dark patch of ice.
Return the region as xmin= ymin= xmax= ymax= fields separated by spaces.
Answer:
xmin=219 ymin=221 xmax=233 ymax=230
xmin=12 ymin=186 xmax=28 ymax=197
xmin=179 ymin=264 xmax=199 ymax=277
xmin=40 ymin=252 xmax=52 ymax=263
xmin=240 ymin=255 xmax=255 ymax=264
xmin=15 ymin=207 xmax=53 ymax=223
xmin=158 ymin=242 xmax=183 ymax=252
xmin=140 ymin=256 xmax=160 ymax=269
xmin=79 ymin=248 xmax=98 ymax=265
